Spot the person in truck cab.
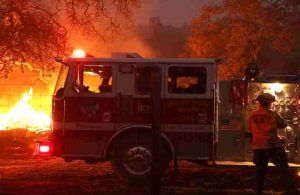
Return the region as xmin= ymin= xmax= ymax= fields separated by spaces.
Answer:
xmin=249 ymin=93 xmax=297 ymax=195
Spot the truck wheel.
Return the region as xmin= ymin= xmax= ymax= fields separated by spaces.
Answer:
xmin=111 ymin=132 xmax=170 ymax=184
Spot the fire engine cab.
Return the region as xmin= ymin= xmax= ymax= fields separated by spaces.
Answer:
xmin=36 ymin=51 xmax=218 ymax=183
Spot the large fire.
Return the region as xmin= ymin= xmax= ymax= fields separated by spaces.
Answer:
xmin=0 ymin=88 xmax=51 ymax=132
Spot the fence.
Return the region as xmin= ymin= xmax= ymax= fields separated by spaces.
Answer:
xmin=0 ymin=68 xmax=56 ymax=131
xmin=0 ymin=84 xmax=53 ymax=116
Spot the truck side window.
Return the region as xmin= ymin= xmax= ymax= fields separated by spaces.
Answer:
xmin=78 ymin=65 xmax=112 ymax=93
xmin=168 ymin=66 xmax=206 ymax=94
xmin=135 ymin=66 xmax=159 ymax=93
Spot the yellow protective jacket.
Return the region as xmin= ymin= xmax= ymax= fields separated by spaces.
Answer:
xmin=249 ymin=106 xmax=287 ymax=149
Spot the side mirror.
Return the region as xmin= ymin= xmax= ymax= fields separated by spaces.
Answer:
xmin=55 ymin=88 xmax=64 ymax=97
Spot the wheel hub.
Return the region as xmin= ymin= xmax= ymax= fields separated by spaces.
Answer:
xmin=123 ymin=146 xmax=151 ymax=175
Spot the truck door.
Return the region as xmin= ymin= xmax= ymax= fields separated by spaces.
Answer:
xmin=116 ymin=63 xmax=162 ymax=126
xmin=62 ymin=63 xmax=117 ymax=156
xmin=116 ymin=63 xmax=135 ymax=127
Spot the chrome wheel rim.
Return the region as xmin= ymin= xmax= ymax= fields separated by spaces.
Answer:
xmin=123 ymin=146 xmax=151 ymax=176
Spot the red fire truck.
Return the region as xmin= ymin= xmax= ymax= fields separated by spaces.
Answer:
xmin=36 ymin=51 xmax=218 ymax=183
xmin=36 ymin=50 xmax=300 ymax=182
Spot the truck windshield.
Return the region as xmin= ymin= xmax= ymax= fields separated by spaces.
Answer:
xmin=54 ymin=64 xmax=69 ymax=97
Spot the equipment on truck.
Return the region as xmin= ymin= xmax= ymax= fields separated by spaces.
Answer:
xmin=218 ymin=73 xmax=300 ymax=161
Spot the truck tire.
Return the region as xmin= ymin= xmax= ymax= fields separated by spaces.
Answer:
xmin=111 ymin=132 xmax=171 ymax=184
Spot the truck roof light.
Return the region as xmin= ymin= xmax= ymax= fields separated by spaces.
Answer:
xmin=72 ymin=49 xmax=86 ymax=58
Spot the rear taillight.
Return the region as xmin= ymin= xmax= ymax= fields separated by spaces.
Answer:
xmin=35 ymin=140 xmax=53 ymax=156
xmin=39 ymin=145 xmax=50 ymax=153
xmin=298 ymin=99 xmax=300 ymax=106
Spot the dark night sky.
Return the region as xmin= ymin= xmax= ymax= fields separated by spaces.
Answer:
xmin=135 ymin=0 xmax=215 ymax=26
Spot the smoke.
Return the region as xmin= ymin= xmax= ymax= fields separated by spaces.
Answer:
xmin=135 ymin=0 xmax=211 ymax=27
xmin=68 ymin=27 xmax=155 ymax=58
xmin=67 ymin=0 xmax=209 ymax=58
xmin=68 ymin=16 xmax=190 ymax=58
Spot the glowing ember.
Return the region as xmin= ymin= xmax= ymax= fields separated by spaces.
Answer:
xmin=0 ymin=88 xmax=51 ymax=132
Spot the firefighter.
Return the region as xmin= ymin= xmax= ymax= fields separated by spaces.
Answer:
xmin=249 ymin=93 xmax=297 ymax=195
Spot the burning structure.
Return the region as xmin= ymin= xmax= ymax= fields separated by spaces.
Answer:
xmin=0 ymin=88 xmax=51 ymax=131
xmin=0 ymin=68 xmax=53 ymax=156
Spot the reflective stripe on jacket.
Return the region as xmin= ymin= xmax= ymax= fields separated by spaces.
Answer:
xmin=249 ymin=106 xmax=286 ymax=149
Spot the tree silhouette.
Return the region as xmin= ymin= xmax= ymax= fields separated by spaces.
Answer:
xmin=0 ymin=0 xmax=140 ymax=79
xmin=186 ymin=0 xmax=300 ymax=79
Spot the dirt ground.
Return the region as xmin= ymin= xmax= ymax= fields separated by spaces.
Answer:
xmin=0 ymin=156 xmax=299 ymax=195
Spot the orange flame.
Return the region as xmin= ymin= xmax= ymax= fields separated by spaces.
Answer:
xmin=0 ymin=88 xmax=51 ymax=132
